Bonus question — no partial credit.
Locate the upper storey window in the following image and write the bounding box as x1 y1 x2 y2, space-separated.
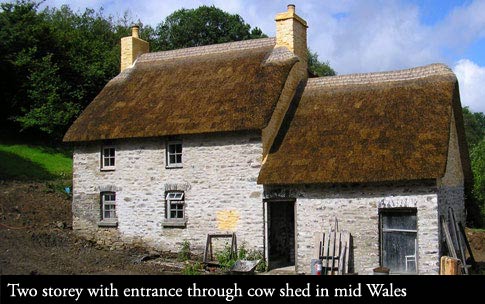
166 141 182 168
101 146 115 170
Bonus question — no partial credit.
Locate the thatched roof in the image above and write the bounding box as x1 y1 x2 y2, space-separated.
258 64 472 185
63 38 297 142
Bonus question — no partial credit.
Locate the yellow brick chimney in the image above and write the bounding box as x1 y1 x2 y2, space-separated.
262 4 309 159
275 4 308 79
120 25 149 72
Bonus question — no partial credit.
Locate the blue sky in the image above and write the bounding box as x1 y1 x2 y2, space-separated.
6 0 485 112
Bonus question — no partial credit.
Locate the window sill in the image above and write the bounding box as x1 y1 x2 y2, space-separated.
161 219 187 228
165 165 183 169
98 220 118 228
100 167 116 171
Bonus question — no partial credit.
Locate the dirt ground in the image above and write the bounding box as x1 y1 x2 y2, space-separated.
0 181 186 275
0 181 484 275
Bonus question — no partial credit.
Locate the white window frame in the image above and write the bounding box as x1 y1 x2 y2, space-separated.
166 192 185 219
100 192 117 223
101 146 116 170
166 141 182 168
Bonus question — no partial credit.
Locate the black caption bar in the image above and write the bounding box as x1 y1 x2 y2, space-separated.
1 275 482 303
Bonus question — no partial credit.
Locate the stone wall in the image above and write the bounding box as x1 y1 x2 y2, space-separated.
265 182 441 274
72 131 264 253
437 113 466 254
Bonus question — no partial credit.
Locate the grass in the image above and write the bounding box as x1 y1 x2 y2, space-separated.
469 227 485 233
0 143 72 180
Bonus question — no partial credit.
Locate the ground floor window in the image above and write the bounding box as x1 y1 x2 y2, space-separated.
380 209 417 273
162 191 186 228
166 191 184 219
101 192 116 222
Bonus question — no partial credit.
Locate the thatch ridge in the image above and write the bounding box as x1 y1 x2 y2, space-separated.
307 63 455 87
64 43 297 142
138 37 276 63
259 65 466 185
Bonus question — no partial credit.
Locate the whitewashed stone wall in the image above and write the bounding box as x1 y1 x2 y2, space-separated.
265 182 440 274
72 132 264 253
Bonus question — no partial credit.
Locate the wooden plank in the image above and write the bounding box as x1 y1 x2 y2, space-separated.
441 215 457 259
203 234 210 263
458 222 476 266
342 231 351 274
440 256 460 275
449 209 468 274
328 230 335 275
313 232 324 258
338 242 347 275
233 233 237 259
333 231 341 275
330 230 337 275
323 227 331 275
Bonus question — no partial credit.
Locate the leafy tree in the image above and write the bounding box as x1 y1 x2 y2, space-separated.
0 0 54 130
471 138 485 224
462 106 485 149
471 139 485 202
462 107 485 226
0 1 132 139
307 49 336 77
151 5 266 51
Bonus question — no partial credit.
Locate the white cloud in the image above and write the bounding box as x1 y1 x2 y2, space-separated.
436 0 485 50
315 0 438 74
454 59 485 113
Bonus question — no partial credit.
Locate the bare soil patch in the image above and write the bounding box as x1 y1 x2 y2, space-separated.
0 181 183 274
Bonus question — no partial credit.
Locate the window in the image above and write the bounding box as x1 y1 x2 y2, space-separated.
162 191 186 228
380 209 417 273
166 192 184 219
100 192 117 226
101 147 115 170
166 141 182 168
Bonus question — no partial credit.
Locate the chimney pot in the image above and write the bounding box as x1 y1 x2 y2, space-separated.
131 25 140 38
288 4 295 13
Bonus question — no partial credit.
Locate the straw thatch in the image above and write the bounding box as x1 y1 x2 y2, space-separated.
258 64 471 185
63 38 297 142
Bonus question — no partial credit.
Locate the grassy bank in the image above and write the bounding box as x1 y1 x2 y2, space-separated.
0 143 72 180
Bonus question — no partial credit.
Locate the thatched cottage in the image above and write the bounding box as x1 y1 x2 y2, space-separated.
64 5 471 274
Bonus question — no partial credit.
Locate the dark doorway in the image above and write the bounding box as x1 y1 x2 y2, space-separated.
267 200 295 269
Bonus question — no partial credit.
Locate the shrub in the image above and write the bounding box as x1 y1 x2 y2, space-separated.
177 240 191 261
182 261 202 275
215 242 267 272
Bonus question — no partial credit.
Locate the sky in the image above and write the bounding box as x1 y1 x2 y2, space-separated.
10 0 485 112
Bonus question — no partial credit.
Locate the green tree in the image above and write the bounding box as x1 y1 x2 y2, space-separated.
462 107 485 226
0 0 54 130
0 1 133 139
307 49 336 77
151 5 266 51
462 106 485 149
471 138 485 222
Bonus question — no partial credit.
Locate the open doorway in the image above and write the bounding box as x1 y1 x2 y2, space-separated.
266 200 295 269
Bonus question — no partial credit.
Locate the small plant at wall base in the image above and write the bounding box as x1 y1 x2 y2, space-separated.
182 261 203 275
177 240 191 261
216 243 266 272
